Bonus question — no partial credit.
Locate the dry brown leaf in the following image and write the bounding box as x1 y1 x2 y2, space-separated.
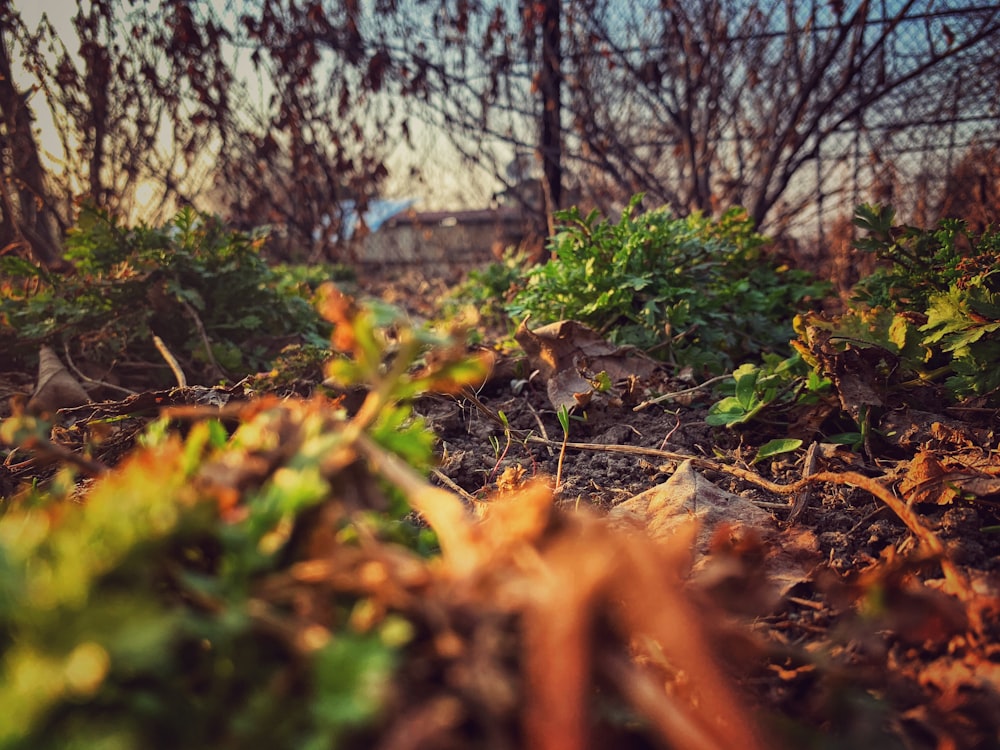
494 464 528 494
514 319 659 411
899 450 1000 504
802 326 891 420
610 460 818 604
27 345 90 414
609 459 773 550
545 367 594 413
950 473 1000 497
900 451 961 505
881 410 989 450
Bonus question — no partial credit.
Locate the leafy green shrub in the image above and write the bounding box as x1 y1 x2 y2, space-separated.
443 247 531 332
919 246 1000 401
0 292 489 749
845 205 1000 402
0 207 330 381
852 203 978 310
711 206 1000 429
507 195 828 373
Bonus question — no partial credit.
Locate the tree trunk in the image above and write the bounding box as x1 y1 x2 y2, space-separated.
0 27 65 267
537 0 562 237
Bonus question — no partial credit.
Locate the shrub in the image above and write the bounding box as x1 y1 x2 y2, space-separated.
507 195 828 374
851 203 977 310
0 207 330 383
0 291 489 749
712 206 1000 429
838 204 1000 402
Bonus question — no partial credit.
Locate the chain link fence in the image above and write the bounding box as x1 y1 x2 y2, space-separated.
563 0 999 246
813 3 1000 241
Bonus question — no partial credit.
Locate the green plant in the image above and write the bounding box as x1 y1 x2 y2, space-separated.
714 207 1000 434
485 409 513 484
555 404 571 491
443 247 532 331
921 264 1000 400
507 195 829 374
0 287 490 749
839 207 1000 402
825 407 872 452
752 438 803 464
852 203 976 310
0 206 330 382
706 353 829 427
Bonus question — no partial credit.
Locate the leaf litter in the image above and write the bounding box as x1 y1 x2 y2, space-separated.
3 284 1000 749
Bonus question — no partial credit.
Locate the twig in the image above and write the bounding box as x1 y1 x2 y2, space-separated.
525 435 708 467
431 467 477 502
153 334 187 388
458 386 507 429
809 470 969 598
522 435 968 595
658 412 683 450
10 437 108 478
524 397 554 455
176 295 223 377
787 441 820 525
62 342 138 397
633 373 732 411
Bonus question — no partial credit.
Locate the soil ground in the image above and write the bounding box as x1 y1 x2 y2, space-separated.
3 263 1000 749
368 266 1000 750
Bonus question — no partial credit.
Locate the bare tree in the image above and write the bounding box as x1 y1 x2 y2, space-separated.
355 0 1000 233
0 0 66 266
5 0 997 269
564 0 1000 229
1 0 238 227
1 0 403 264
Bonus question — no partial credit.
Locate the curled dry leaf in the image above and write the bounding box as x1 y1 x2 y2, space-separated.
27 345 90 414
609 459 819 606
609 459 772 550
900 450 1000 505
515 318 660 411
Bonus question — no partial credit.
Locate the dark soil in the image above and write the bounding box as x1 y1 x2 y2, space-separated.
4 263 1000 749
381 267 1000 750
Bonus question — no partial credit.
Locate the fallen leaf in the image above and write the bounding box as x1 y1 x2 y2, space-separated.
515 319 660 410
546 368 594 413
27 346 90 414
900 451 960 505
609 459 772 550
610 460 818 605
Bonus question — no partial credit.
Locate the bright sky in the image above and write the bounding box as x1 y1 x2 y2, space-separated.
11 0 500 219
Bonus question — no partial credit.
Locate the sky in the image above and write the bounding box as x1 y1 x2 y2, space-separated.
10 0 500 219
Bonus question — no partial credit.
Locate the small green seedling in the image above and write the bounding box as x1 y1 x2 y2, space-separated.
705 364 771 426
555 404 571 492
752 438 803 465
706 353 827 428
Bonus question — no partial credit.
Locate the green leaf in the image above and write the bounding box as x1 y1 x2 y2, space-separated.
705 397 748 426
753 438 803 464
557 404 571 434
827 432 863 449
733 366 760 410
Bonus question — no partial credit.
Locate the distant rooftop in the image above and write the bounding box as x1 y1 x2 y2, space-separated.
386 206 525 227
